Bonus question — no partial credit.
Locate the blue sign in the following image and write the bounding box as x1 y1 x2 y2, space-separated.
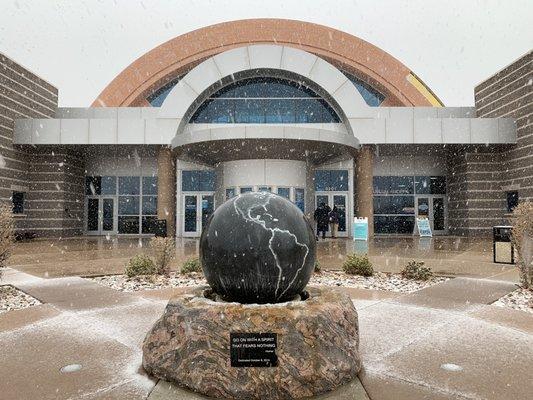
416 218 432 237
353 217 369 241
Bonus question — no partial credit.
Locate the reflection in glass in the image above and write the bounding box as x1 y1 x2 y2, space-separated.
277 187 290 199
118 176 140 195
118 196 140 215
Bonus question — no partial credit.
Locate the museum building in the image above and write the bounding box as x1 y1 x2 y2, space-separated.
1 19 531 238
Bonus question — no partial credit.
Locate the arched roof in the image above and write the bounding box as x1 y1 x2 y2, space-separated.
93 19 442 108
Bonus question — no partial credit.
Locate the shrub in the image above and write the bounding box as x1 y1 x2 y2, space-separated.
314 260 321 273
0 203 14 280
401 260 433 281
125 254 156 278
342 253 373 276
150 237 175 276
181 258 202 274
511 201 533 289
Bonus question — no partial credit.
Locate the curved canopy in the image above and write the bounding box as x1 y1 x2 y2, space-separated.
93 19 442 108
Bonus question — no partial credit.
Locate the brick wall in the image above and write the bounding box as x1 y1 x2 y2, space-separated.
475 50 532 201
447 145 507 236
0 53 85 237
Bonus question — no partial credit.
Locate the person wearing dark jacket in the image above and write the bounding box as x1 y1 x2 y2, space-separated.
328 206 340 238
313 203 331 240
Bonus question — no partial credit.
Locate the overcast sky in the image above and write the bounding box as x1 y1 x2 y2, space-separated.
1 0 531 107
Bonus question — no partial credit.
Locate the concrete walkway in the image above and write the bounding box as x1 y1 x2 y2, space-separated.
1 268 531 399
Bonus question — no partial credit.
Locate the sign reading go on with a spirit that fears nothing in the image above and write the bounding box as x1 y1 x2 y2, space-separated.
230 332 278 367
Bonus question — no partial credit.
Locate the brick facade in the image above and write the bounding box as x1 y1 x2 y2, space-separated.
0 53 85 237
447 50 532 236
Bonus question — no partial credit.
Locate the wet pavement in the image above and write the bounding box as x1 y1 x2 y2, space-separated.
8 236 518 282
0 267 531 399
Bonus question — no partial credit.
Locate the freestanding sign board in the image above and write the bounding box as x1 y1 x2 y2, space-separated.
353 217 369 241
416 218 432 237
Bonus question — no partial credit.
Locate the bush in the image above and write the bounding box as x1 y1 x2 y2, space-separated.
181 258 202 274
401 260 433 281
342 253 373 276
125 254 156 278
511 201 533 289
150 237 175 276
0 203 14 280
314 260 321 273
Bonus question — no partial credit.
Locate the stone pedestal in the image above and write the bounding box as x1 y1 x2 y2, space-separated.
143 287 361 400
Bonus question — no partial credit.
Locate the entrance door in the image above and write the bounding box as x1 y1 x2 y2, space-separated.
415 196 447 234
86 197 116 235
314 193 348 237
182 194 215 237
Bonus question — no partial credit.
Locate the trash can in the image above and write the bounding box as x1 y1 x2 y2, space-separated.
493 226 515 264
153 219 167 238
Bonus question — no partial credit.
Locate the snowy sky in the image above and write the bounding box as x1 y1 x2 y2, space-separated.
0 0 531 107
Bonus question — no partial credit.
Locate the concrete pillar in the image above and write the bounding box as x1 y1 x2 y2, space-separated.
157 146 176 237
355 145 374 236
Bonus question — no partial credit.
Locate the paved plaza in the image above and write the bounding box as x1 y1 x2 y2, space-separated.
0 236 531 399
7 236 519 281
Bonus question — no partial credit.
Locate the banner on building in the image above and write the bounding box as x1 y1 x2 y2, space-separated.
416 217 433 237
353 217 369 241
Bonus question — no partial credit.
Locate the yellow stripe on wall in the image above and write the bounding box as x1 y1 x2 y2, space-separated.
407 73 443 106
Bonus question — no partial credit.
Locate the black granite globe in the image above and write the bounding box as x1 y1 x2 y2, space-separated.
199 192 316 304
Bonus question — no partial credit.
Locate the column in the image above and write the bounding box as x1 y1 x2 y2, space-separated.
157 146 176 237
355 145 374 236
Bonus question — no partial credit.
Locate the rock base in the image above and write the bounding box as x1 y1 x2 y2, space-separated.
142 287 361 400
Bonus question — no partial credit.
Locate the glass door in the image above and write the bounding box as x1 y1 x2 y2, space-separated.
432 196 446 234
87 197 100 235
86 197 116 235
314 193 348 237
183 194 215 237
332 194 347 237
415 196 447 234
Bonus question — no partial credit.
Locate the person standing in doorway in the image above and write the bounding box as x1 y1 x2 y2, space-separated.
329 206 339 238
314 202 331 240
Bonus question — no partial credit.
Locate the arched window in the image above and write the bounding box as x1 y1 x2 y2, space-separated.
189 77 341 124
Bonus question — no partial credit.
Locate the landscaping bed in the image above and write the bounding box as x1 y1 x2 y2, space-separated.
493 287 533 314
89 270 449 294
0 285 41 314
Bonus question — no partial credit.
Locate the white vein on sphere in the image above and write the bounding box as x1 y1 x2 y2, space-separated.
232 193 309 300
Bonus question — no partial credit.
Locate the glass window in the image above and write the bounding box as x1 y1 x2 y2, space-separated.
189 77 340 124
12 191 24 214
373 176 414 194
118 196 139 215
240 187 253 194
506 191 519 212
415 176 446 194
314 170 349 191
142 176 158 195
344 73 385 107
142 196 157 215
182 170 215 192
374 196 415 215
142 216 157 234
101 176 116 195
258 186 272 192
118 216 140 234
277 187 290 199
226 188 236 200
295 188 305 213
118 176 140 195
85 176 101 195
374 216 415 234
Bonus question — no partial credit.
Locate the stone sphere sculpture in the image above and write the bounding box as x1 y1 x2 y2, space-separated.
199 192 316 303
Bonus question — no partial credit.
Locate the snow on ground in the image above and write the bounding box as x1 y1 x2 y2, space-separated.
0 285 41 313
89 271 449 294
493 287 533 314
